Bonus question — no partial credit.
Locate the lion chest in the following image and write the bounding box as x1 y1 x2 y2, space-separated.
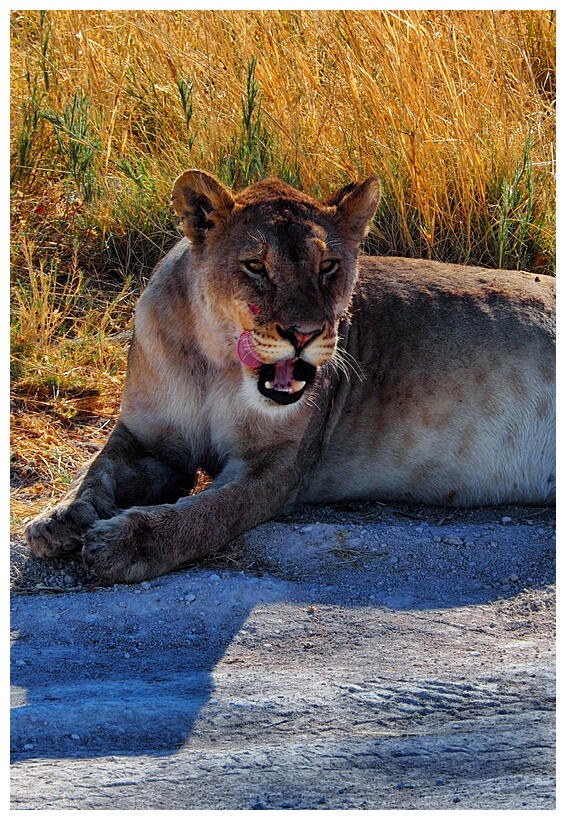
128 363 302 470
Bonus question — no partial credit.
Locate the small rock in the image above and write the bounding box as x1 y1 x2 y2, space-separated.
70 733 80 740
140 581 151 590
185 594 196 603
23 743 34 751
252 801 267 810
442 536 463 546
501 516 512 524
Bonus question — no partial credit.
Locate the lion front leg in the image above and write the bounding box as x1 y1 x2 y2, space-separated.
25 421 194 560
82 455 299 584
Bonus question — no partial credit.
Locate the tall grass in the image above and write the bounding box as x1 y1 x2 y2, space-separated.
9 10 555 512
12 11 555 269
11 10 555 272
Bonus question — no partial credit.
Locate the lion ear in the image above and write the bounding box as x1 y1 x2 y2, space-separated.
172 170 235 245
326 175 381 243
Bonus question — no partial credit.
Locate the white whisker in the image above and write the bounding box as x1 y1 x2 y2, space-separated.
331 346 363 383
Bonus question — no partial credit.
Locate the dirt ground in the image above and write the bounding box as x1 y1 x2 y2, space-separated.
10 501 555 810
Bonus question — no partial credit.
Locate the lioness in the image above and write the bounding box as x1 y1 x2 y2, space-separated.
25 170 556 584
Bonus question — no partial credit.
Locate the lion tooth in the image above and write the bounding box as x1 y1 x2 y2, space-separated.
265 381 274 390
292 380 306 392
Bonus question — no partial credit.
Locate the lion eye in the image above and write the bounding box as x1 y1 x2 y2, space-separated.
320 259 338 279
242 259 267 278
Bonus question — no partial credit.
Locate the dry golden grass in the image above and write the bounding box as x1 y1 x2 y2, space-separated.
11 10 555 254
10 10 555 535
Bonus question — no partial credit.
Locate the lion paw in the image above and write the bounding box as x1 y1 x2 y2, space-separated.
25 500 100 558
82 510 167 584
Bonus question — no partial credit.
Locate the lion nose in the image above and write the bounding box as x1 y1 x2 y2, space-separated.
276 325 323 352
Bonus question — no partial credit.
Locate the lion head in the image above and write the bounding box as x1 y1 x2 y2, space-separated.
171 170 380 411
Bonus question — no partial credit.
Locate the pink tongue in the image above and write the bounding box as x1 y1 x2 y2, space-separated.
237 331 295 391
237 331 264 368
273 360 295 392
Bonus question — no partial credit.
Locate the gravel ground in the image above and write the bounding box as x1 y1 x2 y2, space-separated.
10 501 555 810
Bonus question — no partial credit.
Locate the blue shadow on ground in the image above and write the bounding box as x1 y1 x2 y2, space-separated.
10 511 555 762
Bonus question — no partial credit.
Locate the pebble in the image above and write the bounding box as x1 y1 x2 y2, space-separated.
140 581 151 590
23 743 34 751
185 594 196 603
209 574 221 582
501 516 512 524
442 536 463 546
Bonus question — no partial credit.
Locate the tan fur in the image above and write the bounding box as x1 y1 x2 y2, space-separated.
25 171 555 584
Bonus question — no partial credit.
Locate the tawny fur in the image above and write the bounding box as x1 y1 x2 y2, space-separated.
25 171 555 583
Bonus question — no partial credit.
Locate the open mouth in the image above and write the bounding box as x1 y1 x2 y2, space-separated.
257 358 317 405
